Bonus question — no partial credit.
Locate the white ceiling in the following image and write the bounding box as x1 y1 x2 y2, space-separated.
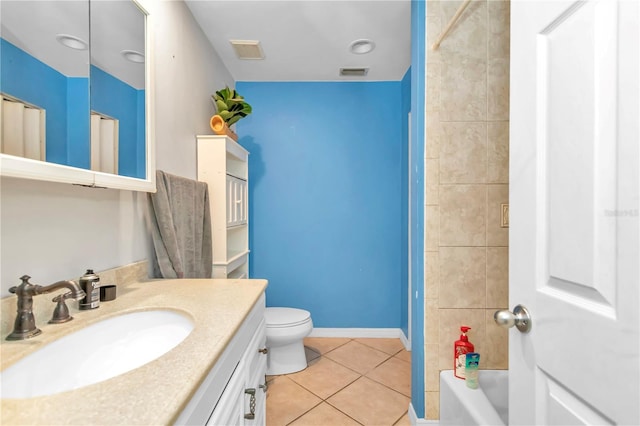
1 1 145 89
184 0 411 82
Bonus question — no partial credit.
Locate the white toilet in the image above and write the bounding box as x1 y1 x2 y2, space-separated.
264 307 313 375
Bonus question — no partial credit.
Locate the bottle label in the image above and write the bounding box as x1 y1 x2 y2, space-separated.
455 348 467 378
90 282 100 302
80 278 100 309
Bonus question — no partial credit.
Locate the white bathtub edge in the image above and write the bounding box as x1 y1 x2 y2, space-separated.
439 370 506 426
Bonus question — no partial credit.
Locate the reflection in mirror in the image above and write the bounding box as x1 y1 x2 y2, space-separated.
90 0 146 179
0 1 90 168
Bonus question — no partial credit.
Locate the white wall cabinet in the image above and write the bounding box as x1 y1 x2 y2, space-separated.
176 294 268 425
197 135 249 278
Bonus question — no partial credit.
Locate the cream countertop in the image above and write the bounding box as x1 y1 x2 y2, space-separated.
0 278 268 425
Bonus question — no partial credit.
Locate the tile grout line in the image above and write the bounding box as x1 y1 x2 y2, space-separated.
270 338 412 425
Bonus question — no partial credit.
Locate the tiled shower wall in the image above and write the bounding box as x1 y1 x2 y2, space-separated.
423 0 510 419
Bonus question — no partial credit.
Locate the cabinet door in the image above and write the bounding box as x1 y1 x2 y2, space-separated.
206 363 245 426
246 354 267 425
243 321 267 426
238 177 247 224
226 175 247 227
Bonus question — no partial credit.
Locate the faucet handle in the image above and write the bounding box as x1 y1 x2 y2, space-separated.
9 275 34 294
49 292 75 324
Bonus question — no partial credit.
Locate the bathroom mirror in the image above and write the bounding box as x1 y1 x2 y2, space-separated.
0 0 155 191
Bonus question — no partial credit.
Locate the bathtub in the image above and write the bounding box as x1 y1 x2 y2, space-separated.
440 370 508 426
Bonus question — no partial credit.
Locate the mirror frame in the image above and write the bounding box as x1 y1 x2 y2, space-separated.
0 0 156 192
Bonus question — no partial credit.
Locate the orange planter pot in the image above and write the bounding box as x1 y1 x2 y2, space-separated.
210 114 238 141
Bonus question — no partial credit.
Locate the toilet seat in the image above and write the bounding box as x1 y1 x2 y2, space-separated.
265 307 311 328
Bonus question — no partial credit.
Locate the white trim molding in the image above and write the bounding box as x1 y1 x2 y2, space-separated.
309 328 411 351
409 403 438 425
309 327 401 338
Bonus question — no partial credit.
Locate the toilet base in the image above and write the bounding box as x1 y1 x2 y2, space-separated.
266 340 308 375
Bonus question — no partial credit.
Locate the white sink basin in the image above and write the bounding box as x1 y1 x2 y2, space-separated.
1 310 194 399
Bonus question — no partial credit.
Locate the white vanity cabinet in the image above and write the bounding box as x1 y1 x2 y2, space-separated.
208 314 267 426
197 135 250 279
176 294 268 425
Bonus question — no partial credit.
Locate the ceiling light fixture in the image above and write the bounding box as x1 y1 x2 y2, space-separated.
121 50 145 63
56 34 88 51
349 39 375 55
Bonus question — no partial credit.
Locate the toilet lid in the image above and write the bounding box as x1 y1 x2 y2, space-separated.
265 307 311 328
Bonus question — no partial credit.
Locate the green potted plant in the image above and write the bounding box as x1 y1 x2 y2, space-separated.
210 86 252 141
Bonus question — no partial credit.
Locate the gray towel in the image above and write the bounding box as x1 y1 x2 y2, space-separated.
148 170 212 278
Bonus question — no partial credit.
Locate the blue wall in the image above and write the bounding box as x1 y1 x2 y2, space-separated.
410 0 426 418
1 39 144 177
90 65 145 179
136 90 146 178
237 81 405 328
67 78 90 169
1 39 87 166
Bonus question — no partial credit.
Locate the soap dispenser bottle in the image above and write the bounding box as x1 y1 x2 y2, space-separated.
454 326 474 379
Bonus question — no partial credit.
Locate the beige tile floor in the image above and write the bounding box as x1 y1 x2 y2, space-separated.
266 337 412 426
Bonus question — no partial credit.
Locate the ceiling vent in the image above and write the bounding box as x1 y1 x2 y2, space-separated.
230 40 265 60
340 67 369 77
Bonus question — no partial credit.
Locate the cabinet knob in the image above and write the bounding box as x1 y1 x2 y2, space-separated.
258 347 268 354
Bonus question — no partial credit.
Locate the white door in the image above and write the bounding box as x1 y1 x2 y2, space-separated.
510 0 639 424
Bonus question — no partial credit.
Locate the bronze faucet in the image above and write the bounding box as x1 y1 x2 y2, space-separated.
6 275 86 341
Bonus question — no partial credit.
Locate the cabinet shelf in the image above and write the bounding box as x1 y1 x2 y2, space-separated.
197 135 250 279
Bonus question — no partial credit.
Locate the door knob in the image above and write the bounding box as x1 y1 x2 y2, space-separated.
494 304 532 333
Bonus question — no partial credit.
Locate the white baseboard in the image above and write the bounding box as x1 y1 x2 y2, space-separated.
400 330 411 351
309 327 409 341
409 403 438 425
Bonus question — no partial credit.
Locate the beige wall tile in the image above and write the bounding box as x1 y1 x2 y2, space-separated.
426 159 440 206
425 252 440 300
488 57 510 121
440 122 487 184
439 185 486 246
425 299 439 345
427 0 440 17
439 0 487 121
488 0 510 59
487 122 509 183
426 391 440 420
426 61 441 113
426 15 442 63
484 310 509 369
426 113 441 159
486 247 508 308
426 206 440 251
439 0 487 59
424 1 511 418
441 54 487 121
439 247 486 308
487 184 509 246
487 0 510 122
438 309 486 370
425 344 440 391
